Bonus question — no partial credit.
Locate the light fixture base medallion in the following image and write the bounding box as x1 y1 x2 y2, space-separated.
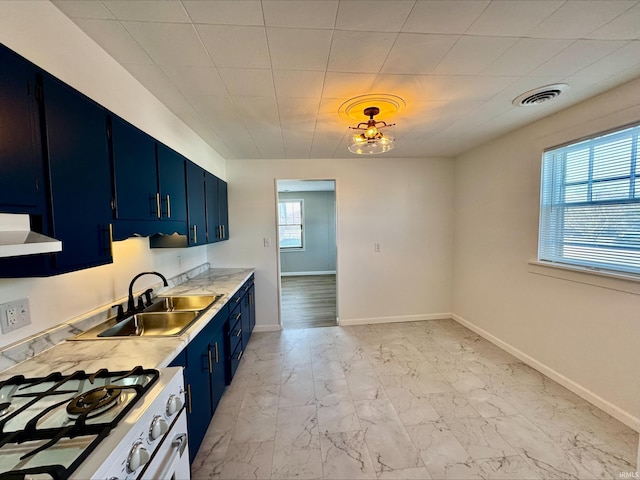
339 94 405 121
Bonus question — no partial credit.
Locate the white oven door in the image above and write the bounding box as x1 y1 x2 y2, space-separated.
140 410 190 480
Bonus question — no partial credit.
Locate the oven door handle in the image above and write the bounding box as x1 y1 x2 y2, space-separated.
172 433 188 456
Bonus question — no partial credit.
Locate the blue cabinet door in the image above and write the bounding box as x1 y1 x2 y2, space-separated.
205 172 220 242
183 328 213 463
157 143 187 225
0 45 45 213
186 162 206 246
209 315 228 413
218 178 229 240
110 115 159 239
42 75 112 272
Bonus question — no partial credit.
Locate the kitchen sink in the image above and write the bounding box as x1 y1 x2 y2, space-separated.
70 294 222 340
97 311 199 337
143 295 221 313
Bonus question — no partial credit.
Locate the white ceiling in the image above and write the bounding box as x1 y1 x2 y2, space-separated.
52 0 640 160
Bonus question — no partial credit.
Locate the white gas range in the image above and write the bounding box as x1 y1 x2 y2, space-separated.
0 366 189 480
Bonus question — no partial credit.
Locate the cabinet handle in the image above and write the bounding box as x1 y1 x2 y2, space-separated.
156 193 161 219
237 350 243 361
192 224 197 244
208 349 213 374
214 342 219 363
186 384 192 414
222 224 225 238
108 223 114 257
166 195 171 218
235 328 242 337
249 292 253 306
234 312 241 321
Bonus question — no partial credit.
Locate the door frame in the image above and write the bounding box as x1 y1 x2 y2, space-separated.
274 178 339 329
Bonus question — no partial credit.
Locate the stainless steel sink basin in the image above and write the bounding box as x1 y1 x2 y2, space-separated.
143 295 221 313
97 311 199 337
70 294 222 340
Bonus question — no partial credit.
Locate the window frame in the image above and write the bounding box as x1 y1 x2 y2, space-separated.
278 198 305 251
538 120 640 277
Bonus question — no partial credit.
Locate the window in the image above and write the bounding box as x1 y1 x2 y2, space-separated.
278 199 304 249
539 123 640 275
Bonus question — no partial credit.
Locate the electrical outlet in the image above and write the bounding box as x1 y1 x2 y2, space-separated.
375 243 381 253
0 298 31 334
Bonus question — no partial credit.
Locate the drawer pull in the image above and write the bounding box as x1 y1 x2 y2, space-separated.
234 312 241 321
237 350 243 361
235 328 242 337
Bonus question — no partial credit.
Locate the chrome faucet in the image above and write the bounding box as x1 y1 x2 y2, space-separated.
126 271 169 316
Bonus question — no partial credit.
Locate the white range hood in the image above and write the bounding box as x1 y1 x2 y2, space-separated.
0 213 62 258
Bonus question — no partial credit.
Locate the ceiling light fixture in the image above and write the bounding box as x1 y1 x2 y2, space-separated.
348 107 395 155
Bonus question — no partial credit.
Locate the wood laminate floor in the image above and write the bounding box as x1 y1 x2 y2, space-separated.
280 275 337 329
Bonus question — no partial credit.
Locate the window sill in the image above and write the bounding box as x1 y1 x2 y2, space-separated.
528 260 640 295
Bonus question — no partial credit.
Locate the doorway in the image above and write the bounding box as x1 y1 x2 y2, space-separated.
276 179 337 329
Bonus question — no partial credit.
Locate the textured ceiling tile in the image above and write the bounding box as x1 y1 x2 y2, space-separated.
381 33 460 75
102 0 190 22
483 38 573 76
403 1 490 34
321 72 377 99
122 21 211 66
74 19 153 65
218 68 275 97
328 30 397 73
465 0 564 36
183 0 263 26
267 27 333 70
161 65 227 98
273 70 325 99
263 0 338 29
336 0 413 32
530 39 628 77
435 36 518 75
197 25 270 69
52 1 115 20
529 0 636 38
587 3 640 40
123 63 189 112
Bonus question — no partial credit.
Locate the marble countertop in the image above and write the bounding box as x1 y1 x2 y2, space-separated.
0 267 254 380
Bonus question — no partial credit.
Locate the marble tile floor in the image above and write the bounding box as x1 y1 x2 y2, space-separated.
191 319 639 480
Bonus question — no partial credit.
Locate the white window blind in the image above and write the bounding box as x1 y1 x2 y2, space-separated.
539 123 640 275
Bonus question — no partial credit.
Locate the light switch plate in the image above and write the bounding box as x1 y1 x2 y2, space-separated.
0 298 31 333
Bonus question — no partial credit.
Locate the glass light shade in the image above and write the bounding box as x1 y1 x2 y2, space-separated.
348 124 395 155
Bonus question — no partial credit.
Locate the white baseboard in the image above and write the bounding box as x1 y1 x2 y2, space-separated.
339 313 451 327
253 324 282 332
280 271 336 277
451 313 640 433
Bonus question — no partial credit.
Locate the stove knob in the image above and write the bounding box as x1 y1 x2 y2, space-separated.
166 393 184 416
126 441 150 473
149 415 169 440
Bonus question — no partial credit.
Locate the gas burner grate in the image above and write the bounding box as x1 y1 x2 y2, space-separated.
0 366 159 480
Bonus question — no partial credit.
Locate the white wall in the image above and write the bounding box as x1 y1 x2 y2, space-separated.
209 157 454 329
0 1 223 348
453 77 640 429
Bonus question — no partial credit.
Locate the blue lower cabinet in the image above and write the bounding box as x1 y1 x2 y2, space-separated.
169 305 228 463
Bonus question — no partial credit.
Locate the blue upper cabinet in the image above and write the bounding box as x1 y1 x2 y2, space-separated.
42 75 113 272
205 173 229 243
185 161 206 246
0 44 45 214
110 116 187 240
156 143 187 226
110 116 157 224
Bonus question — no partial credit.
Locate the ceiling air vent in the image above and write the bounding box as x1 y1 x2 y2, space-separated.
512 84 568 107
